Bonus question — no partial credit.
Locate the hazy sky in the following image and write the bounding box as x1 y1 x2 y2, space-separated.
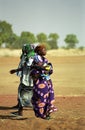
0 0 85 47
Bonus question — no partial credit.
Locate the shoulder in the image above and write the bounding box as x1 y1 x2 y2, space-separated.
34 54 42 63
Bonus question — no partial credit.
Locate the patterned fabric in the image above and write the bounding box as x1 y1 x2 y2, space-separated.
31 55 56 118
18 83 33 107
16 44 35 76
16 44 35 107
33 54 46 64
31 78 49 118
17 60 34 107
32 55 54 102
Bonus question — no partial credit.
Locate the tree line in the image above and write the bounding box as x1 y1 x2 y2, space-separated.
0 20 83 50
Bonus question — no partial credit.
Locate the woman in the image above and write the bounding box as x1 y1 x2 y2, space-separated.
30 44 57 119
10 44 35 116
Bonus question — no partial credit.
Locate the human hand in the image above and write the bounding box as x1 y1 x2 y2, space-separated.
9 69 16 74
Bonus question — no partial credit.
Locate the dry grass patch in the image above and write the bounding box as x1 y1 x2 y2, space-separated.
47 48 85 57
0 48 85 57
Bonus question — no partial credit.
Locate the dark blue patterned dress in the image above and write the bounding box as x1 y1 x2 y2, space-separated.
31 55 57 119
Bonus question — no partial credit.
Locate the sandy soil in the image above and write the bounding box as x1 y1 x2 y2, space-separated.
0 96 85 130
0 56 85 130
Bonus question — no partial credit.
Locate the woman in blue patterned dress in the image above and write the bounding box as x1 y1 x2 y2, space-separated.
30 45 57 119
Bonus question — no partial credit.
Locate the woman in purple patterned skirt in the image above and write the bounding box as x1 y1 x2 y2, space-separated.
30 45 57 119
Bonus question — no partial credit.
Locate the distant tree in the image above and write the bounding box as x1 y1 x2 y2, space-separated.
48 33 59 49
20 31 37 45
36 33 47 43
7 34 19 49
0 37 2 46
64 34 79 49
0 20 13 47
78 46 84 51
13 37 22 49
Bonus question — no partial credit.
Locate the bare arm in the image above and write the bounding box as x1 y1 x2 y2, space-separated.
9 67 22 74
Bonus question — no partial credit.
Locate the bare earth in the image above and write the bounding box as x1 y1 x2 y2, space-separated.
0 56 85 130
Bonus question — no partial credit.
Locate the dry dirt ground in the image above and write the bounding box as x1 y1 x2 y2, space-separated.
0 56 85 130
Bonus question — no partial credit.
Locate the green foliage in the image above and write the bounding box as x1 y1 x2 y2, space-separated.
0 20 13 47
48 33 59 49
78 46 84 51
64 34 79 49
61 46 66 49
36 33 47 43
6 33 18 48
0 20 83 49
0 21 13 34
8 31 37 49
0 37 2 46
48 33 59 40
20 31 37 44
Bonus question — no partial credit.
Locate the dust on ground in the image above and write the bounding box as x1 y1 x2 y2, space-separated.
0 95 85 130
0 56 85 130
